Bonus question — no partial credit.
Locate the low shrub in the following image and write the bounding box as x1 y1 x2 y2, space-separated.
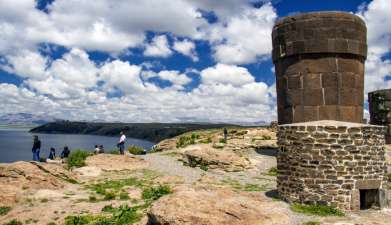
142 185 172 201
67 150 90 168
128 145 145 155
104 191 116 200
291 204 345 217
65 205 141 225
0 206 11 216
119 191 130 200
219 138 226 144
46 223 56 225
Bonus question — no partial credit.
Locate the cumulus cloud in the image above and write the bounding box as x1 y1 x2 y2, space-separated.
173 39 198 61
357 0 391 95
144 35 173 58
205 3 277 64
0 0 280 123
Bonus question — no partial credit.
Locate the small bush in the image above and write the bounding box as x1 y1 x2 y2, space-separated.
46 223 56 225
128 145 145 155
88 195 97 202
67 150 90 168
101 205 114 212
262 135 272 140
3 220 22 225
0 206 11 216
142 185 172 201
219 138 226 144
301 222 321 225
291 204 345 217
199 164 209 171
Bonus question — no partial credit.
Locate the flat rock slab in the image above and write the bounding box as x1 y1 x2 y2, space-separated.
147 187 290 225
85 154 148 171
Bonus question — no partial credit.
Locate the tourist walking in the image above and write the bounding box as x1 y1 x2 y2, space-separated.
61 146 71 159
32 135 41 161
48 147 56 160
118 131 126 155
223 128 228 142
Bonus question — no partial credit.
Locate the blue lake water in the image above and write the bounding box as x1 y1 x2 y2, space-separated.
0 128 155 163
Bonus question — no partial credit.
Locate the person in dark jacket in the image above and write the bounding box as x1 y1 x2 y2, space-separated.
223 128 228 142
32 135 41 161
61 146 71 158
48 147 56 160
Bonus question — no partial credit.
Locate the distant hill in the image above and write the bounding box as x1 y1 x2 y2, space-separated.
30 121 237 143
0 113 59 126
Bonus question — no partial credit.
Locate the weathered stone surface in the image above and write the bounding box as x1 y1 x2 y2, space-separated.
182 146 252 172
368 88 391 144
272 12 367 124
0 161 75 206
277 120 387 211
147 187 290 225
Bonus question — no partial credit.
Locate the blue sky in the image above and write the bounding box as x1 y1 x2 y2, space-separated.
0 0 390 123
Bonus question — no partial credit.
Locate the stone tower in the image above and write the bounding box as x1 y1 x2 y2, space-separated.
368 89 391 143
272 12 367 124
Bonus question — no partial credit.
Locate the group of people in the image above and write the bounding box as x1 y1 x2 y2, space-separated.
32 135 71 162
31 131 127 162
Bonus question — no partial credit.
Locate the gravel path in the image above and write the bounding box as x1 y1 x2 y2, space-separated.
140 153 204 183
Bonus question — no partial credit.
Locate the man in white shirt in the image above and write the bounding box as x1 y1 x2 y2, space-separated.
118 131 126 155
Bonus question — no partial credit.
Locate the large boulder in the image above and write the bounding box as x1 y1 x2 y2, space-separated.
147 187 290 225
182 145 252 172
0 161 75 206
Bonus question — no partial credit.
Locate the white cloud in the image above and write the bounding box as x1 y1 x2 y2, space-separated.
200 63 255 86
144 35 173 58
205 3 277 64
1 50 48 80
357 0 391 95
0 0 279 123
173 39 198 61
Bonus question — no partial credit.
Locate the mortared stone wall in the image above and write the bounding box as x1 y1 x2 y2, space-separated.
277 120 387 211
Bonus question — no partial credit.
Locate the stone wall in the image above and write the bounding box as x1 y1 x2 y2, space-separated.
272 12 367 124
277 120 387 210
368 88 391 143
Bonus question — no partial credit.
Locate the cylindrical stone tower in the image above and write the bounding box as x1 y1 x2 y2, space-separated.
368 89 391 143
272 12 367 124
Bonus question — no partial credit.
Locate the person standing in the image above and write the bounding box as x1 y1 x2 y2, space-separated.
223 128 228 142
32 135 41 161
118 131 126 155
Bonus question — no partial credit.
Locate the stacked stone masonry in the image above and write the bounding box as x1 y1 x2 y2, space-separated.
277 121 387 211
272 12 367 124
368 88 391 144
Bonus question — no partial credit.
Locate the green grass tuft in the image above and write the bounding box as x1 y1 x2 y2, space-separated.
266 167 278 176
301 222 321 225
128 145 145 155
67 150 91 168
0 206 11 216
142 185 172 201
291 204 345 217
2 220 22 225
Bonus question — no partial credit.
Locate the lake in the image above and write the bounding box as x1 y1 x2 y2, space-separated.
0 127 155 163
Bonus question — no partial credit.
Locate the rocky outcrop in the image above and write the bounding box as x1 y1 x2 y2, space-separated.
147 187 290 225
0 161 75 206
182 145 252 172
85 154 148 171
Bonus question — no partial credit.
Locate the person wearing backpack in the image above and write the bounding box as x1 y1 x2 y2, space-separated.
32 135 41 161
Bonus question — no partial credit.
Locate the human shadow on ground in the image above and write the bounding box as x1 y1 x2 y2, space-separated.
254 146 278 157
265 189 280 199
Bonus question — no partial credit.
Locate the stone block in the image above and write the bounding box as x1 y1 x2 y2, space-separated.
303 89 324 106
